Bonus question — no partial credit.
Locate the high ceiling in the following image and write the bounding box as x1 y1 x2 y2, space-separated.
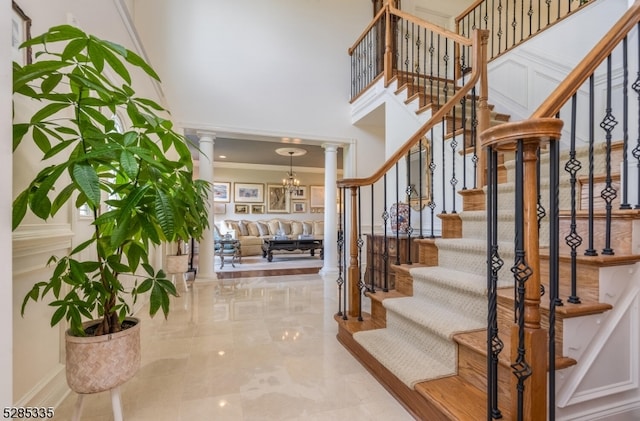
185 134 341 169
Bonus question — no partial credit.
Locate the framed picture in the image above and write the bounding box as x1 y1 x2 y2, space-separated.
309 185 325 208
251 204 265 214
290 185 307 200
266 184 290 213
12 1 32 65
213 182 231 203
292 201 307 213
213 203 226 214
234 183 264 203
234 204 249 214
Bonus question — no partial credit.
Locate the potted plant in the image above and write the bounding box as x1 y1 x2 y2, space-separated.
12 25 210 394
165 183 210 278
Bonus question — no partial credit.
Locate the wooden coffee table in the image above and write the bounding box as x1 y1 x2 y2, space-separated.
262 238 324 262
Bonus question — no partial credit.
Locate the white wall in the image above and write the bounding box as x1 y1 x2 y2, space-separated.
487 0 629 123
131 0 384 179
2 0 13 408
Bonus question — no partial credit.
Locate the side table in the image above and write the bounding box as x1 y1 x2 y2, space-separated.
215 239 241 269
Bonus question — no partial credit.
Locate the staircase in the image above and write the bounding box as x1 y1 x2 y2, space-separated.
337 142 638 419
339 2 640 420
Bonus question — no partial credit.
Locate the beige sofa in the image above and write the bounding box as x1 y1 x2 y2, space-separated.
219 219 324 256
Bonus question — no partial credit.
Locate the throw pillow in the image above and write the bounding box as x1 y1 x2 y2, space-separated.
302 221 313 235
267 219 281 235
313 220 324 235
247 222 260 237
291 221 303 236
256 221 270 236
238 220 249 236
225 220 240 236
279 220 292 235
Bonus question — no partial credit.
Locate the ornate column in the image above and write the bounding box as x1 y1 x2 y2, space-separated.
197 131 215 279
320 143 340 275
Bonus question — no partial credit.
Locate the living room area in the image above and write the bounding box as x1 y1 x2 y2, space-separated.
182 139 342 281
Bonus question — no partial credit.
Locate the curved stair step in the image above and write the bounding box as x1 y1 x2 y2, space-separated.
353 328 454 388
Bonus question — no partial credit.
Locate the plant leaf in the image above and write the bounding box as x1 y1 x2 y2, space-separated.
119 150 138 179
12 190 28 230
72 163 101 206
154 190 174 240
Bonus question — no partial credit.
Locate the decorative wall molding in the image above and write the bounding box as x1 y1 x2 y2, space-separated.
13 224 73 276
557 264 640 418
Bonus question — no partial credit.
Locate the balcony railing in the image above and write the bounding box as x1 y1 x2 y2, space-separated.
456 0 594 61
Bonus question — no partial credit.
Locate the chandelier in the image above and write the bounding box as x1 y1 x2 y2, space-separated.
276 147 306 195
282 151 300 194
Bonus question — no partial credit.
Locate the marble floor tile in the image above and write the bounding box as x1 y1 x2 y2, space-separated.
50 272 411 420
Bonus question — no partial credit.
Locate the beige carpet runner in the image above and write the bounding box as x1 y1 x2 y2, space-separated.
354 225 514 388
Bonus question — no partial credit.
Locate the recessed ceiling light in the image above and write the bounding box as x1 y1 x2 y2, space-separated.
219 155 227 159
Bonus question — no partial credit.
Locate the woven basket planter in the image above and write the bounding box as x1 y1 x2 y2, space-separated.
65 317 141 394
165 254 189 274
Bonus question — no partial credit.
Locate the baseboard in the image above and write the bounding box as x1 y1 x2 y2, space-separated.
17 364 70 408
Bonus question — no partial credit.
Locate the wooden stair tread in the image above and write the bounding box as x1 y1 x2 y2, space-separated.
539 249 640 266
365 289 407 304
392 262 428 274
559 209 640 219
415 375 512 420
454 329 577 371
496 288 612 318
334 312 378 334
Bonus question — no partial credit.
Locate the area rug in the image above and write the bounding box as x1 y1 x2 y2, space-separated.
215 254 323 279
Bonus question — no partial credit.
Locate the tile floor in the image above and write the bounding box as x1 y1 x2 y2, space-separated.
52 272 413 420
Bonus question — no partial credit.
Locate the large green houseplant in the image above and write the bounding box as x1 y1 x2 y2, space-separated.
13 25 210 339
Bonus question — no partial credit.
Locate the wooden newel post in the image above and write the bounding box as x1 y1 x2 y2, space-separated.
384 5 393 84
348 186 361 318
476 29 490 188
481 118 563 421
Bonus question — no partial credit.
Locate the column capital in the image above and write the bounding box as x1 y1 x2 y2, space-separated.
196 131 217 141
321 143 341 152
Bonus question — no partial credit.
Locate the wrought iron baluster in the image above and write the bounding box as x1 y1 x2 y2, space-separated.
600 55 618 256
429 128 437 238
633 23 640 209
497 0 504 56
487 146 504 420
337 187 346 319
546 0 552 26
585 75 598 256
548 137 561 421
369 185 376 293
422 27 427 100
429 31 435 102
462 91 468 191
511 0 517 48
528 0 534 36
382 174 390 292
472 87 479 189
621 36 631 210
357 187 365 321
566 95 582 304
418 137 425 238
537 148 546 228
395 163 401 265
511 140 533 421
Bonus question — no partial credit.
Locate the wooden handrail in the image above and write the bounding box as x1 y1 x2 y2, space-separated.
348 6 388 55
339 28 489 189
388 6 473 46
454 0 486 26
533 1 640 118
